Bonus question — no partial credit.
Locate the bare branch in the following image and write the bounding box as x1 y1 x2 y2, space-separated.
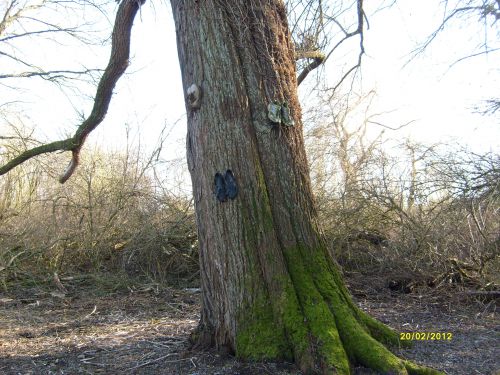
296 49 325 85
0 0 48 37
0 50 38 68
0 25 81 43
448 46 500 67
0 68 102 80
0 0 145 183
0 0 19 36
294 0 365 87
20 15 91 41
411 6 481 59
367 119 416 131
328 37 364 94
0 139 75 176
1 0 109 88
408 1 500 64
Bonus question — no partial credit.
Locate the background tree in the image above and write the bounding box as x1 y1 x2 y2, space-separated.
0 0 140 181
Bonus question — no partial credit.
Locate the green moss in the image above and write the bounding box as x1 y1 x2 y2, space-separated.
236 292 290 360
404 361 445 375
291 244 409 373
284 246 350 374
235 241 443 374
357 309 411 348
278 284 312 367
344 326 407 374
300 244 404 349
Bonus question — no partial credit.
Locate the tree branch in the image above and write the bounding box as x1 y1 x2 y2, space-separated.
295 0 365 87
296 49 325 85
0 50 38 68
0 68 102 80
327 0 365 93
0 0 145 183
408 3 499 63
0 25 81 43
0 0 18 36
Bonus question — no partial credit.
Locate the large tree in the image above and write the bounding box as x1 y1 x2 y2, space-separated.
169 2 442 374
1 0 443 374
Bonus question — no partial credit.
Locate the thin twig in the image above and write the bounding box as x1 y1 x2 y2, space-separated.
127 353 189 371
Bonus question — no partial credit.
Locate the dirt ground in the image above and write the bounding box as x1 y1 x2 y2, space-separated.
0 275 498 375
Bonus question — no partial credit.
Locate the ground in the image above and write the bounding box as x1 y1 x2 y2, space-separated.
0 274 498 375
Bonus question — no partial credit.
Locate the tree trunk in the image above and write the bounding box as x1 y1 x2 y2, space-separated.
170 1 440 374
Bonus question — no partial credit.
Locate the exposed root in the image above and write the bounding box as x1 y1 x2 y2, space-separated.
404 361 446 375
213 244 444 374
284 246 350 374
290 244 443 374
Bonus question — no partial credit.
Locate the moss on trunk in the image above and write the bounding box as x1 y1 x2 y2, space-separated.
170 1 444 374
234 243 443 375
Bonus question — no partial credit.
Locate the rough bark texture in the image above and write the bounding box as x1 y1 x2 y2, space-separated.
170 1 442 374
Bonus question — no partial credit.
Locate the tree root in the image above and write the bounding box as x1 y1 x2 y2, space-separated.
277 245 444 375
201 235 443 374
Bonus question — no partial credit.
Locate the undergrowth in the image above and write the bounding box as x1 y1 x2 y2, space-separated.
0 124 498 296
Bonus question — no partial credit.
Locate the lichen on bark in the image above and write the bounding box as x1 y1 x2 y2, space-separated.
170 1 444 374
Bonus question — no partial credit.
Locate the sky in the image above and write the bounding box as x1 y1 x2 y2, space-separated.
1 1 499 169
360 1 499 151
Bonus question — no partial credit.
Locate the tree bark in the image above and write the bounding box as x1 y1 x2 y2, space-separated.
170 1 441 374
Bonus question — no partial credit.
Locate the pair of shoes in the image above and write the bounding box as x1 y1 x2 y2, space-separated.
214 169 238 202
224 170 238 199
267 101 295 127
214 173 227 202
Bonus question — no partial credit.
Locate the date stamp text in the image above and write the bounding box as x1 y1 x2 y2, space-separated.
400 332 453 341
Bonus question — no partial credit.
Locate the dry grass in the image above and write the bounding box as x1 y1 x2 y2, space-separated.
304 94 499 290
1 121 498 303
0 132 198 288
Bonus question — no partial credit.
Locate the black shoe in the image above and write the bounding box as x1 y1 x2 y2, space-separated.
224 169 238 200
214 172 227 202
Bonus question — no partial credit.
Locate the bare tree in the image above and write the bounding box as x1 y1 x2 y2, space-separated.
0 0 142 182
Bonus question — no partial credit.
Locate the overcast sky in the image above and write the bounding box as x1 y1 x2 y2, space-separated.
1 1 499 164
